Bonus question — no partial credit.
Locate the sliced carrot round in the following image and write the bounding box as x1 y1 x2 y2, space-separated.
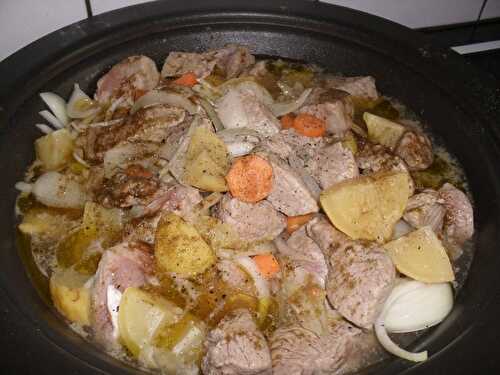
173 72 198 87
226 155 273 203
253 254 280 278
293 113 326 137
280 114 295 129
286 213 314 234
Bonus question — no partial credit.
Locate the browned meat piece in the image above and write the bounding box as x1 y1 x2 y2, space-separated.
257 129 324 161
306 216 395 329
162 44 255 80
161 51 217 79
91 242 154 349
305 142 359 189
82 104 186 163
323 76 378 99
270 322 353 375
96 164 160 208
216 87 281 137
217 260 256 296
213 44 256 79
277 227 328 288
96 55 159 103
264 154 319 216
202 309 272 375
356 143 415 195
216 194 286 242
394 131 433 171
403 189 446 233
438 183 474 244
299 100 353 135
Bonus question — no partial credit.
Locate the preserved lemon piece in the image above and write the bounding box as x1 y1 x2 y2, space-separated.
118 287 183 357
35 128 74 170
320 172 410 242
155 213 216 277
49 268 91 325
364 112 405 150
57 202 122 269
384 226 455 283
183 127 229 192
154 313 207 364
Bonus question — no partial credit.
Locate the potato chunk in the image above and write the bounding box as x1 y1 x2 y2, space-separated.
49 268 91 325
320 171 410 242
155 213 216 277
35 128 74 170
384 226 455 283
183 127 229 192
118 287 183 357
364 112 405 150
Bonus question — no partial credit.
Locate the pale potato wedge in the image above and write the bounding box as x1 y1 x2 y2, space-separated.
35 128 74 170
384 226 455 283
155 213 216 277
364 112 405 150
320 171 410 242
50 268 91 325
183 127 229 192
118 287 183 357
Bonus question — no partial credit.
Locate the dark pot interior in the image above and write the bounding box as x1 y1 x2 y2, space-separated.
0 1 499 374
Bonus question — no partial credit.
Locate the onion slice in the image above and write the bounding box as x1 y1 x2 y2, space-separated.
39 110 64 129
270 88 312 117
131 90 198 114
375 279 454 362
35 123 54 134
67 84 99 119
235 256 270 300
40 92 69 126
197 97 224 131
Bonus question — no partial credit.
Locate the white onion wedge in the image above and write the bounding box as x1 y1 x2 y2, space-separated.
32 172 86 209
40 92 69 126
197 97 224 131
15 182 33 193
270 88 312 117
67 84 99 119
131 90 197 114
35 123 54 134
375 279 454 362
235 256 270 300
39 110 64 129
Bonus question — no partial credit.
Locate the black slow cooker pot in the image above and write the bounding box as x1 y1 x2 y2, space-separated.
0 1 499 374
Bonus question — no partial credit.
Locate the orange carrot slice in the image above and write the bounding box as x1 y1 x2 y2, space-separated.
293 113 326 137
286 213 314 234
226 155 273 203
173 72 198 87
280 114 295 129
253 254 280 278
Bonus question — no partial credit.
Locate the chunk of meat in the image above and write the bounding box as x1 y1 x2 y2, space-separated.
217 260 256 296
96 55 160 103
438 183 474 244
257 129 324 161
305 142 359 189
275 227 328 288
323 76 378 100
394 131 433 171
161 51 217 79
216 194 286 242
216 87 280 137
91 242 154 349
306 216 396 329
202 309 272 375
162 45 255 80
124 184 202 244
298 101 352 135
270 322 353 375
213 44 256 79
264 154 319 216
356 143 415 195
81 104 186 162
403 189 446 233
96 164 160 208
